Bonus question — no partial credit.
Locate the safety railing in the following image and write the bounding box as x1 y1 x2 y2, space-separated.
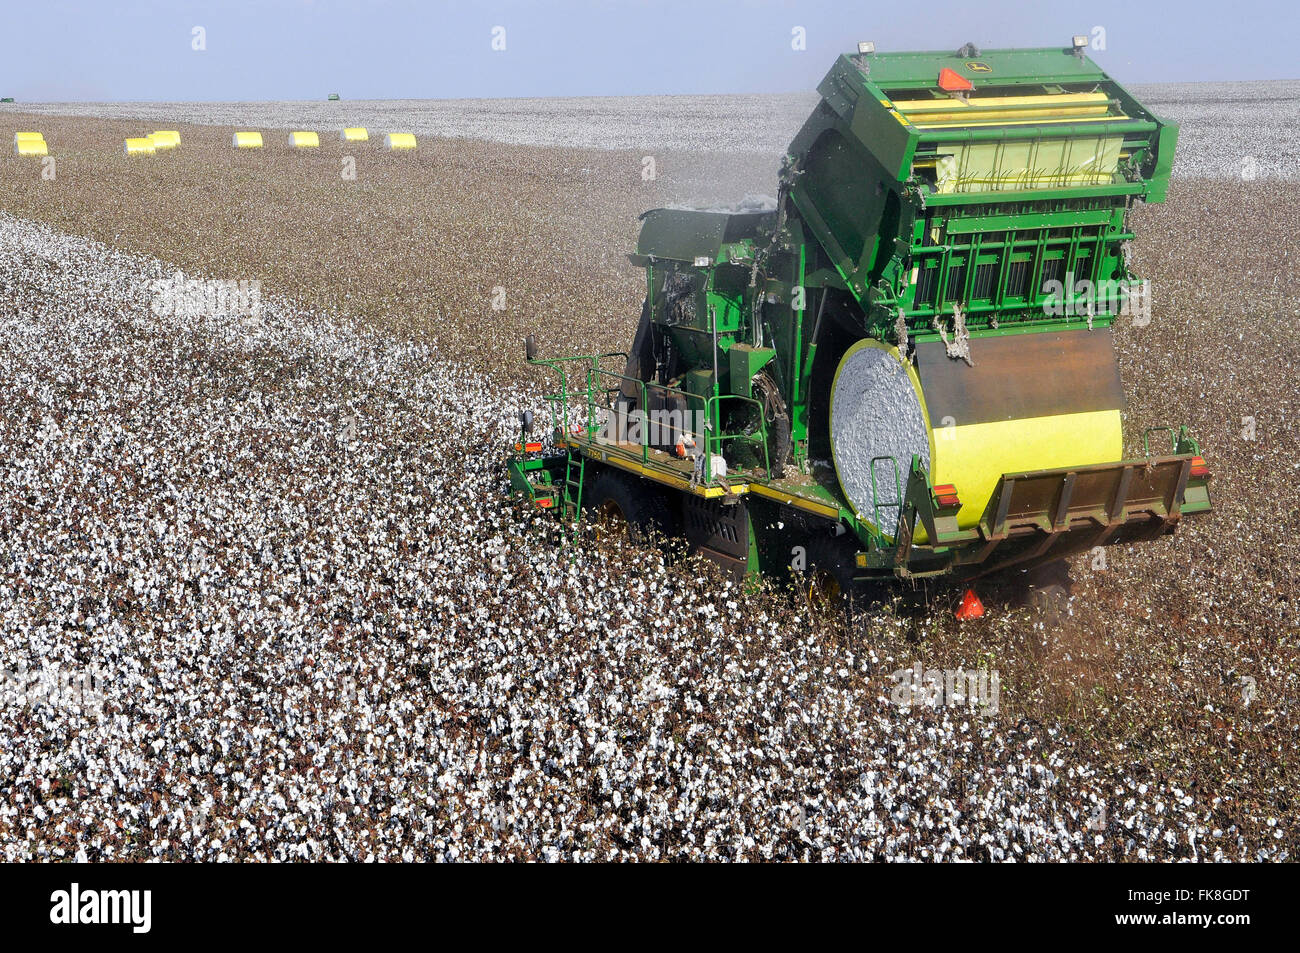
531 351 626 445
1142 424 1199 457
530 352 770 486
585 367 699 460
1142 425 1175 456
706 393 771 481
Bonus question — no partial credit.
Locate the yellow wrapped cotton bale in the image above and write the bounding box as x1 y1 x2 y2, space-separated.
14 132 47 156
341 127 368 142
384 133 416 151
150 130 180 150
232 131 263 149
289 131 320 148
829 330 1125 541
124 137 156 156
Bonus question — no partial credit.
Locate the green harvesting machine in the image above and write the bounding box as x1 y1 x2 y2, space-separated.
510 38 1211 591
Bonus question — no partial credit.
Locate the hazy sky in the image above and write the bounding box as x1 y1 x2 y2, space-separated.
6 0 1297 102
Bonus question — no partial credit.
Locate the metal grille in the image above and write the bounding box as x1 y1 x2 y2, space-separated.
906 222 1108 318
945 263 967 301
972 262 999 300
1005 258 1031 299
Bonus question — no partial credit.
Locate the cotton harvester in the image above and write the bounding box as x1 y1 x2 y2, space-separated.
509 39 1211 598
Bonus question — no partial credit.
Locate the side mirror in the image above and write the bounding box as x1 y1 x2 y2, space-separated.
519 410 534 434
525 334 538 361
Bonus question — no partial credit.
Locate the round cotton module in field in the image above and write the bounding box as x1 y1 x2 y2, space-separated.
232 131 263 149
384 133 417 151
341 127 368 142
123 137 156 156
289 130 319 148
14 132 47 156
150 130 180 149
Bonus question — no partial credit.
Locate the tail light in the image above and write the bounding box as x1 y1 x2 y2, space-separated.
514 442 544 453
1189 456 1209 479
933 483 961 508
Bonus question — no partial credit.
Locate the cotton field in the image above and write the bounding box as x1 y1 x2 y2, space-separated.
5 80 1296 178
1 213 1284 861
0 88 1296 862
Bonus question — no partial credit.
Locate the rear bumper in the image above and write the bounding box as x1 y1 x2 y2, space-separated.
878 451 1211 579
961 452 1209 575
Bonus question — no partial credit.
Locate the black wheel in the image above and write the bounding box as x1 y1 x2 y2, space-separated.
726 371 792 478
797 530 859 608
582 470 671 547
752 371 792 479
1018 559 1073 617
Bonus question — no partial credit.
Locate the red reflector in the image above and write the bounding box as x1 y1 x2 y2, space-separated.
1189 456 1209 479
938 67 973 92
535 497 554 509
524 442 543 453
955 588 985 620
933 484 961 508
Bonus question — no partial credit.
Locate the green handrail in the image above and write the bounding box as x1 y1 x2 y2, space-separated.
529 351 625 445
869 455 903 539
1143 426 1175 456
584 367 702 464
527 350 774 487
706 393 770 482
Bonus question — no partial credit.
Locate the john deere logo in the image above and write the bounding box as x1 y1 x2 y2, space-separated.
966 61 992 72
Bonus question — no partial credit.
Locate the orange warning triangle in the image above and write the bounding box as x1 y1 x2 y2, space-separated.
955 588 985 620
938 67 973 92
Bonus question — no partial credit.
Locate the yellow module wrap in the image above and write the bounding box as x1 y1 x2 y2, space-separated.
15 132 48 156
830 329 1125 541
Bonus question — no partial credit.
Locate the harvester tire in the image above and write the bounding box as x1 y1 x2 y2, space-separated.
1020 559 1073 618
800 530 859 607
753 371 792 479
584 470 670 547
